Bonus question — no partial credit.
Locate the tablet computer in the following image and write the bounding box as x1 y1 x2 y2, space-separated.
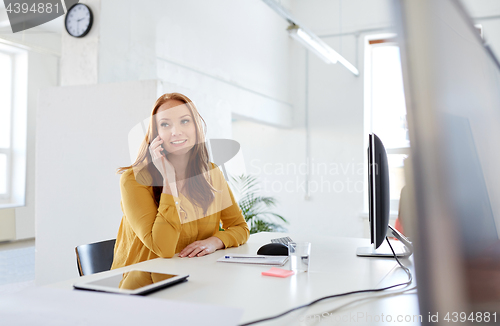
73 270 189 295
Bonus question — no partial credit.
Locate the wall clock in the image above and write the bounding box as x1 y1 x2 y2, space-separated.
65 3 93 38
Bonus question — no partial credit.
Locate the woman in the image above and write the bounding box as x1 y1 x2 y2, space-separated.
111 93 249 269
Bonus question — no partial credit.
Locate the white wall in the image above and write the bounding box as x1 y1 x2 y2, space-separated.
0 22 61 56
232 0 394 238
98 0 294 128
60 0 100 86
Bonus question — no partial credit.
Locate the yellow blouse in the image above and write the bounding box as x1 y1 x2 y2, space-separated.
111 164 249 269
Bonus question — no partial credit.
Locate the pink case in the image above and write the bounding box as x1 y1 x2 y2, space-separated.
261 267 295 278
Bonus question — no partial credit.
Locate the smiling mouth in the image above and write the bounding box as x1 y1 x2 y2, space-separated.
171 140 187 145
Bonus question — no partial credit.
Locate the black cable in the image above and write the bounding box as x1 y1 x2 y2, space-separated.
385 236 413 284
303 285 418 325
238 237 414 326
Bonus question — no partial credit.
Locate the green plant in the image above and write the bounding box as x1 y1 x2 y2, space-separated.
229 174 288 234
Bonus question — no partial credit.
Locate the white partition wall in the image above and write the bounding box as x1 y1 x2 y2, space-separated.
35 80 160 285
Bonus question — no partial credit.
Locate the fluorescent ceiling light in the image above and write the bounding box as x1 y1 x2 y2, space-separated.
263 0 359 76
287 25 338 64
288 25 359 75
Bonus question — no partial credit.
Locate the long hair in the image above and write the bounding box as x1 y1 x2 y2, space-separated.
118 93 215 213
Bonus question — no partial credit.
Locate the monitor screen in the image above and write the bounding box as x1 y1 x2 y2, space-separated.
357 133 412 258
369 133 390 249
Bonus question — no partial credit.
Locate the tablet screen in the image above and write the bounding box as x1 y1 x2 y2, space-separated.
86 270 177 290
74 270 187 295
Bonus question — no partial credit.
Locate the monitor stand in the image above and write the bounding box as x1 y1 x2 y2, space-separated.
356 225 413 258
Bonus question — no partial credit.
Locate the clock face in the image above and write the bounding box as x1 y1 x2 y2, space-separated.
65 4 93 38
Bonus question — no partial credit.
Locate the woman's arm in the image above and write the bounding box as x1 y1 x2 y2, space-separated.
178 188 248 258
178 236 224 258
178 166 249 258
212 182 250 248
212 165 250 248
120 170 182 258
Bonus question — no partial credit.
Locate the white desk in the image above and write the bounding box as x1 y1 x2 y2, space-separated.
51 232 420 325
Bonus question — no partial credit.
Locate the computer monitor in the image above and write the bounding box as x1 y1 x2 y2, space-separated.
356 133 413 257
394 0 500 317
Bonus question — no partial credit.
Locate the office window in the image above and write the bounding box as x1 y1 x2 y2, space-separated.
364 36 409 213
0 44 27 206
0 52 12 198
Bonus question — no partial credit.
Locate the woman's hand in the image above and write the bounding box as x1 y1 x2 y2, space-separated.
149 136 177 196
179 237 225 258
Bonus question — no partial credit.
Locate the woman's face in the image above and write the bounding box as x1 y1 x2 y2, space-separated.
155 99 197 156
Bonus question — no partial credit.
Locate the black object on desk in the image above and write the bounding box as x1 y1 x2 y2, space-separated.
257 243 289 256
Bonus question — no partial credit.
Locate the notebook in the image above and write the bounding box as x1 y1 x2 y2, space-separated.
217 254 289 266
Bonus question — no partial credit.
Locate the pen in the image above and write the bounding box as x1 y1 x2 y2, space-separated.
224 255 267 259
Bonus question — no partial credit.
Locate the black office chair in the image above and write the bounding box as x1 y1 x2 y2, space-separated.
75 239 116 276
